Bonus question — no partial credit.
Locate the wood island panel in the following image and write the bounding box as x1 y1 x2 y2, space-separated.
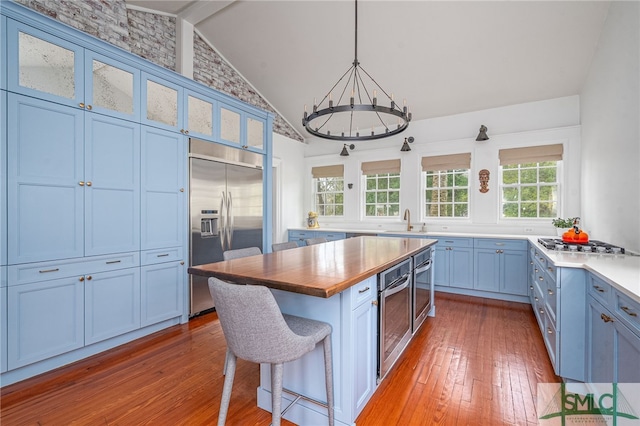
188 236 437 298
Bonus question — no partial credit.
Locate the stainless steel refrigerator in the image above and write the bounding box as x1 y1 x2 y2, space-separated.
189 139 263 316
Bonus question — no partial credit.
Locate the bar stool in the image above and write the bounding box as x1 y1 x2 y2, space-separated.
305 237 327 246
222 246 262 260
271 241 298 252
208 277 334 426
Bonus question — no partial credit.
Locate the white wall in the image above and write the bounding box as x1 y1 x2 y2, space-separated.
580 1 640 253
302 96 582 236
272 133 307 242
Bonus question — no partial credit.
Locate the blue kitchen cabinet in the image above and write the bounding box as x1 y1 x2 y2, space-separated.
1 89 6 267
288 230 316 246
85 114 140 256
432 237 473 289
141 126 186 251
7 93 84 264
8 94 141 264
141 259 184 327
587 276 640 383
7 20 140 122
474 239 528 296
7 276 84 369
141 72 184 134
183 90 216 141
1 267 7 373
316 231 346 241
85 267 141 345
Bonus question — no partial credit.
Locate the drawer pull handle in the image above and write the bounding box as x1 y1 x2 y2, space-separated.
359 286 370 294
495 243 505 246
621 306 638 317
539 308 545 314
530 285 534 290
157 254 170 257
534 268 539 273
593 285 605 293
534 296 539 302
548 289 554 295
39 268 60 273
539 257 545 262
547 328 553 335
600 313 614 323
530 261 534 265
106 260 121 264
539 276 544 281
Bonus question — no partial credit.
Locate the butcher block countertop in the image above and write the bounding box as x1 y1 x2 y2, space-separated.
188 236 437 298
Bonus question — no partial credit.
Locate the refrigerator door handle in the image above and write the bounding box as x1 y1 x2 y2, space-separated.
220 191 227 252
227 192 234 249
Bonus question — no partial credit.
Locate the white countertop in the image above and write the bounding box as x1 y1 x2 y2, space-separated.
289 227 640 303
528 237 640 304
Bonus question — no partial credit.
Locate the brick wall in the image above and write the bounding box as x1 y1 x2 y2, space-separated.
14 0 303 142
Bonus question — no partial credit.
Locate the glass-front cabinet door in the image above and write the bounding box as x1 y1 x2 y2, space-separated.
246 114 265 150
219 104 242 145
84 51 140 121
8 20 84 108
142 72 183 133
185 92 214 139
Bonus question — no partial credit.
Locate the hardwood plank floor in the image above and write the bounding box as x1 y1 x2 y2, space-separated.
0 292 559 425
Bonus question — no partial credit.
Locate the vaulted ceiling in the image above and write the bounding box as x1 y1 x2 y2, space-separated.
127 0 611 140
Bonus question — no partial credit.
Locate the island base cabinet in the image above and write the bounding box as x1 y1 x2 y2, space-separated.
258 276 378 426
7 277 84 370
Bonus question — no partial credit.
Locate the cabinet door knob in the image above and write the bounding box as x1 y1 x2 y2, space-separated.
79 181 85 186
180 188 185 192
496 249 500 253
184 130 189 135
79 102 85 108
86 181 92 187
86 104 92 110
600 313 614 323
548 289 554 295
371 300 378 306
180 129 185 134
79 276 85 282
621 306 638 317
86 275 92 280
539 276 544 281
547 328 553 335
539 308 545 314
180 261 185 265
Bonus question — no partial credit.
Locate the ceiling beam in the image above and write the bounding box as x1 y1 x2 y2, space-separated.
178 1 236 25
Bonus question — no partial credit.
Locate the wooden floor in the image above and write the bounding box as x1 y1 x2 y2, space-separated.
0 292 559 425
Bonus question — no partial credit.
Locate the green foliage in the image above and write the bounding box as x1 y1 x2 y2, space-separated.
552 217 576 228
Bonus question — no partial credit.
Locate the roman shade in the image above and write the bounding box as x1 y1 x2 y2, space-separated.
498 144 564 165
311 165 344 179
421 153 471 172
361 159 401 175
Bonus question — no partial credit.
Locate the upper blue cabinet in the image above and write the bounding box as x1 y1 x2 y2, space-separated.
6 20 141 122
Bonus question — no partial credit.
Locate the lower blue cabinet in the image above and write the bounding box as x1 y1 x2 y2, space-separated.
474 239 528 296
85 268 141 345
141 261 184 327
7 276 84 369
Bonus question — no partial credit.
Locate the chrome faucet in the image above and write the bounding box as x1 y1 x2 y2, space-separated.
403 209 413 231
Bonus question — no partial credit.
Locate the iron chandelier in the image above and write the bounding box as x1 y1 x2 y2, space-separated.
302 0 411 141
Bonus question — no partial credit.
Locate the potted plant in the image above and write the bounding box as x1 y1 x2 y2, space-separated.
552 217 576 236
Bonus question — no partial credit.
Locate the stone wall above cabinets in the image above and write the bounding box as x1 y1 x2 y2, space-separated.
15 0 304 142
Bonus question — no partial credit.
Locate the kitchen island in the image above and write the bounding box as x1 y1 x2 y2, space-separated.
189 236 437 426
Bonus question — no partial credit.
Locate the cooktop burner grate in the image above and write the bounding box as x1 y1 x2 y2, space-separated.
538 238 625 254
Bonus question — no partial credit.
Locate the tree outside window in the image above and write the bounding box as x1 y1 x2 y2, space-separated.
501 161 559 218
424 169 469 217
314 177 344 216
364 173 401 217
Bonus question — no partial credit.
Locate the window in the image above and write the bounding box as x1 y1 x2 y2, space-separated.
499 144 563 219
362 160 401 217
422 153 471 218
312 165 344 216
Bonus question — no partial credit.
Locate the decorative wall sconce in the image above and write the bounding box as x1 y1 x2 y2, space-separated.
400 136 414 152
479 169 490 193
476 125 489 141
340 143 355 156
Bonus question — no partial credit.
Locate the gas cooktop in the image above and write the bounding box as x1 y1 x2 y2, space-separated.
538 238 625 254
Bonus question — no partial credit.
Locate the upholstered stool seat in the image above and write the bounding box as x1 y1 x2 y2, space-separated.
208 277 334 426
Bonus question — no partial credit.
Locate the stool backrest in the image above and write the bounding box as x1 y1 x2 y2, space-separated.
272 241 298 252
208 277 316 364
223 246 262 260
305 237 327 246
